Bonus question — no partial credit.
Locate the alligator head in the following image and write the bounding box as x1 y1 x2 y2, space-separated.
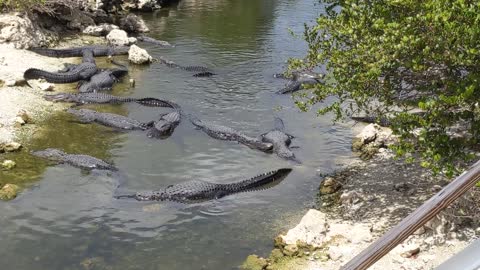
44 93 74 102
291 70 324 81
244 139 273 152
31 148 66 160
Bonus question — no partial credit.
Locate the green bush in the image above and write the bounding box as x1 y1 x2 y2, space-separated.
291 0 480 176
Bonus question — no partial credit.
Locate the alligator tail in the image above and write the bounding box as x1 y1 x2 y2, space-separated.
114 194 138 199
223 168 292 193
24 68 79 83
135 98 181 111
29 47 81 58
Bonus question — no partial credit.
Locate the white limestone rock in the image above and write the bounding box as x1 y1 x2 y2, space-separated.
128 45 152 64
280 209 328 248
106 29 131 46
0 13 51 49
83 23 119 36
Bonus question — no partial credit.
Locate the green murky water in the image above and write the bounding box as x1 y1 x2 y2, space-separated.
0 1 353 269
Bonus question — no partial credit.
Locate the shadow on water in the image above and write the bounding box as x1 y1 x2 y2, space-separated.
0 1 354 269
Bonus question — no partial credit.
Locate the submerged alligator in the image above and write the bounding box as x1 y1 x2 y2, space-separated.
68 108 153 130
24 49 98 83
32 148 116 171
274 70 323 94
158 56 215 77
115 168 292 202
137 35 174 47
260 117 297 161
146 111 181 138
189 115 273 152
29 45 130 58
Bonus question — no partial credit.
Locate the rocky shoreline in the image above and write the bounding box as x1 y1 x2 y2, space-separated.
241 124 479 270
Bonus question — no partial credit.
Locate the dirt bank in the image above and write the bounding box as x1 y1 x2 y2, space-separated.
242 126 479 270
0 44 68 144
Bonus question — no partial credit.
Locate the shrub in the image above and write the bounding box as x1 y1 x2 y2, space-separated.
291 0 480 176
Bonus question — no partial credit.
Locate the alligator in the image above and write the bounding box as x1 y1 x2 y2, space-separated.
274 70 323 94
350 115 392 127
158 56 215 77
29 45 130 58
350 111 426 127
188 115 273 152
260 117 297 161
44 92 140 105
68 108 153 130
77 63 128 92
44 92 181 109
24 49 98 83
115 168 292 203
32 148 116 171
137 35 174 47
45 92 172 107
146 111 181 138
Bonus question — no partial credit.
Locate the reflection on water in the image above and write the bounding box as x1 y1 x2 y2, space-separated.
0 1 353 269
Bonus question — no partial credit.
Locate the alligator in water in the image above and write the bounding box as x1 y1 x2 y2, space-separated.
137 35 174 47
188 115 273 152
158 56 215 77
115 168 292 203
77 61 129 92
32 148 116 171
146 111 181 138
68 108 153 130
274 70 324 94
350 115 392 127
43 92 178 108
260 117 297 161
29 45 130 58
24 49 98 83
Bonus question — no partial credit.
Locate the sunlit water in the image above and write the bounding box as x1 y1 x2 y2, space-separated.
0 1 354 269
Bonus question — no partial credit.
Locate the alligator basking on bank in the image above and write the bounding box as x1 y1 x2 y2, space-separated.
189 115 273 152
146 111 181 138
260 117 297 161
158 56 215 77
68 108 153 130
274 70 324 94
77 62 129 92
115 168 292 203
24 49 98 83
29 45 130 58
32 148 116 171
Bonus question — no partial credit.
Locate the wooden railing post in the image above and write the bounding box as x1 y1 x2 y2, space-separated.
342 159 480 270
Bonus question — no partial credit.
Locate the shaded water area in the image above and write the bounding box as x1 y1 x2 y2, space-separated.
0 0 354 269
